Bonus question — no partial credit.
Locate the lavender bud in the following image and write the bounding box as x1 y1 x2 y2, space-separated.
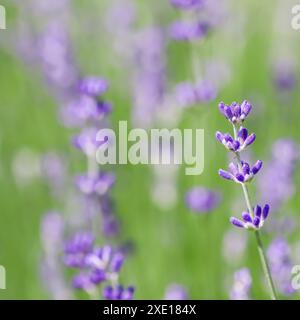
242 212 252 223
230 217 245 228
218 169 234 181
263 204 270 219
252 160 263 175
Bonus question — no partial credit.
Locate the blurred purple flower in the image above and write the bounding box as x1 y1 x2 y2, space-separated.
230 268 252 300
257 139 300 212
76 172 115 196
273 59 297 92
103 285 135 300
185 187 221 213
267 237 295 296
164 284 188 300
38 23 78 92
170 21 209 41
133 27 166 128
174 80 217 107
78 77 109 97
170 0 203 10
222 229 247 264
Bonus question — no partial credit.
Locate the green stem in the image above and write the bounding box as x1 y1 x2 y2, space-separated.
255 231 277 300
232 124 277 300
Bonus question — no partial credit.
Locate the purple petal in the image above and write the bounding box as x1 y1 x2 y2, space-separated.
252 160 263 175
242 162 250 175
254 205 262 217
238 127 248 142
218 169 234 181
262 204 270 219
230 217 245 228
232 140 240 151
218 102 226 116
242 212 252 223
253 217 260 227
228 162 239 175
215 131 224 143
241 100 252 116
233 104 241 117
235 173 245 182
244 133 256 147
224 106 233 119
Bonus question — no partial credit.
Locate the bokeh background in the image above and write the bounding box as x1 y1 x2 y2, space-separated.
0 0 300 299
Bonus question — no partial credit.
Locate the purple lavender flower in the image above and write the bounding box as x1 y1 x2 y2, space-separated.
78 77 109 97
72 272 94 291
230 204 270 230
76 172 115 196
41 212 65 252
133 27 166 128
230 268 252 300
216 127 256 152
222 229 247 264
84 246 125 275
185 187 221 213
38 23 78 92
64 232 94 268
103 285 135 300
218 100 252 125
170 21 209 42
218 160 262 184
63 95 112 126
72 127 104 157
195 80 217 102
267 237 295 296
164 284 188 300
272 59 297 92
170 0 203 10
257 139 300 212
174 80 217 107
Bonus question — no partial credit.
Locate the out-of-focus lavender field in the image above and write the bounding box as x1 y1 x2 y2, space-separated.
0 0 300 300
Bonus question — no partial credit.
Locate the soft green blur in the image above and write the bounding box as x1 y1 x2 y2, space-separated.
0 0 300 300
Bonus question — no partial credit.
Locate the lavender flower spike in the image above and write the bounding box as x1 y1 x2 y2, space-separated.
216 100 277 299
230 204 270 231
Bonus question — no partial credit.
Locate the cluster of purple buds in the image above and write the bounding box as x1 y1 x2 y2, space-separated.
103 285 135 300
230 204 270 231
76 172 115 196
64 232 134 299
218 100 252 125
65 76 112 127
218 160 263 184
216 127 256 152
